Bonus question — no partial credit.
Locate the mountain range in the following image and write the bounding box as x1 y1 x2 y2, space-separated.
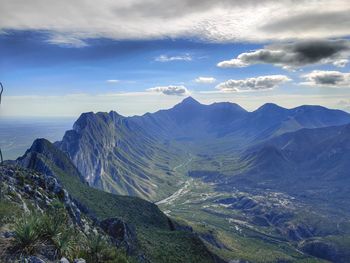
3 97 350 262
55 97 350 201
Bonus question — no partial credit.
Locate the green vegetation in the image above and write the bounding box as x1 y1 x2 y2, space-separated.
23 142 218 263
0 200 21 226
81 233 130 263
10 203 130 263
13 213 42 254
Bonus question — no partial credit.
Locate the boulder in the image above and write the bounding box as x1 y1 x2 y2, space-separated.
24 256 46 263
99 217 137 254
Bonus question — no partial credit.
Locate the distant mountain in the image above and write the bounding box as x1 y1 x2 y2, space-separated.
239 103 350 141
55 97 350 200
211 123 350 211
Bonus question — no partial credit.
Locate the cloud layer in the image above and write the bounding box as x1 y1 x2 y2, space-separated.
106 79 120 84
1 0 350 45
195 77 216 84
216 75 290 92
155 54 192 62
217 40 350 70
302 70 350 87
147 85 190 96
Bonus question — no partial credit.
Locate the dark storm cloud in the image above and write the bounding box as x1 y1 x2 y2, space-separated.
218 40 350 69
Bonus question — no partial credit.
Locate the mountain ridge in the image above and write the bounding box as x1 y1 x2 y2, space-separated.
54 97 350 200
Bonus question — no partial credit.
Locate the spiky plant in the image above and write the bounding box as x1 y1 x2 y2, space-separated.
13 213 41 254
53 229 77 259
83 233 130 263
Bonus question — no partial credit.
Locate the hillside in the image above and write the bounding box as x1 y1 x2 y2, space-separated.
15 138 223 263
0 164 131 263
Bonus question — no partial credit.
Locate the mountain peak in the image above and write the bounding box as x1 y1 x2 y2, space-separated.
181 96 200 105
28 138 53 153
255 103 287 113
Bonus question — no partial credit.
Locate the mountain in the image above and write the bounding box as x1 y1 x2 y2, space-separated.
196 123 350 206
239 103 350 141
56 111 181 201
134 97 248 140
7 98 350 262
55 97 350 201
14 138 224 263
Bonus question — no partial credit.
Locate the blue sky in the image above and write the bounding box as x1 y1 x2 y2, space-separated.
1 31 264 95
1 0 350 117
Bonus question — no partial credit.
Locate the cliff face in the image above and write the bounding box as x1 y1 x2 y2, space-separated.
56 111 177 201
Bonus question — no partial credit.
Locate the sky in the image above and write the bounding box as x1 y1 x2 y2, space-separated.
1 0 350 117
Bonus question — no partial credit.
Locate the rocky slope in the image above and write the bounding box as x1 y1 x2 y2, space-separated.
0 164 132 263
12 138 225 263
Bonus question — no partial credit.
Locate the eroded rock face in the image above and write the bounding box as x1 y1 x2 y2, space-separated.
99 218 137 254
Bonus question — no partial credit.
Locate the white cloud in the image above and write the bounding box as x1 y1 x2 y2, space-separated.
106 79 120 84
301 70 350 87
1 1 350 45
194 77 216 84
333 59 349 67
216 75 290 92
217 40 350 70
155 54 192 62
147 85 190 96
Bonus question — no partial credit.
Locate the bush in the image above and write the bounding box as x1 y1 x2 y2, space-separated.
11 203 131 263
82 233 130 263
53 228 78 259
39 203 67 239
13 213 41 254
12 203 69 256
0 200 21 225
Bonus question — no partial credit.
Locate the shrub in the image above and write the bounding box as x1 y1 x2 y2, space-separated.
53 228 78 259
13 213 41 254
38 203 67 239
0 200 21 225
11 203 130 263
82 233 130 263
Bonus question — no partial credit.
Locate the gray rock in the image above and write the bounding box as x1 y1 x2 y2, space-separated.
73 259 86 263
46 176 62 194
24 184 33 194
99 217 137 254
60 257 70 263
24 256 46 263
2 231 15 238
